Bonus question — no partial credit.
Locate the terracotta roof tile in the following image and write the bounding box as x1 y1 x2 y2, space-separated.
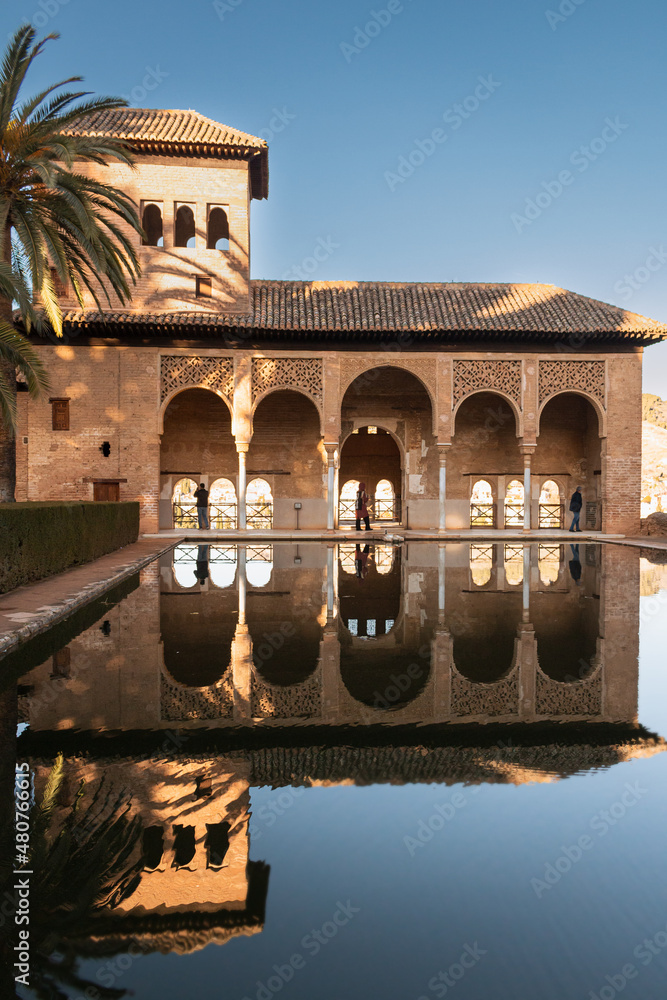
65 107 266 149
61 280 667 343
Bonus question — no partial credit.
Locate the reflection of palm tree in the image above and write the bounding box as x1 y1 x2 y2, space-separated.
4 755 143 1000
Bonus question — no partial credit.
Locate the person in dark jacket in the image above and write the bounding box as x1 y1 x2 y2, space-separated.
355 482 371 531
194 482 210 529
569 486 583 532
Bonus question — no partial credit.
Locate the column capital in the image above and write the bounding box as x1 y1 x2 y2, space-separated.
235 441 250 454
519 443 536 458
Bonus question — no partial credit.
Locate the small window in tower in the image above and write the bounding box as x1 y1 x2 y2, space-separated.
367 426 378 435
51 646 71 679
206 822 230 868
196 275 212 298
141 201 164 246
174 204 196 248
207 205 230 250
50 398 70 431
49 267 69 297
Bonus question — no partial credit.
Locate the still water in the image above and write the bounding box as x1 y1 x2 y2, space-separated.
3 541 667 1000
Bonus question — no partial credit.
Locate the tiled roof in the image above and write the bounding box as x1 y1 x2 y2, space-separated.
65 108 268 198
61 281 667 343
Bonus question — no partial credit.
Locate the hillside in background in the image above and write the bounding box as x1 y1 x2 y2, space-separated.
643 393 667 430
642 394 667 498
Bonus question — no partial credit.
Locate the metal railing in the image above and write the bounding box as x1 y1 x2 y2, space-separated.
374 497 401 521
173 503 238 529
470 503 495 528
539 503 563 529
247 502 273 530
339 497 401 522
504 503 524 528
210 503 237 529
173 503 198 528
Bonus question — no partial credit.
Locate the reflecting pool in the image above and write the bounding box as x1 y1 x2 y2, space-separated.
2 541 667 999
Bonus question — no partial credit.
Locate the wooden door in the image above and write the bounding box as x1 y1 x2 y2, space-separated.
94 482 120 501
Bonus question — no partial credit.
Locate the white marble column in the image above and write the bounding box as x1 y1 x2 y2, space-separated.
237 446 248 529
325 445 337 531
523 458 531 531
437 445 449 532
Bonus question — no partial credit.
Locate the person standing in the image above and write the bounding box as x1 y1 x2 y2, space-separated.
194 482 210 529
355 482 371 531
569 486 583 532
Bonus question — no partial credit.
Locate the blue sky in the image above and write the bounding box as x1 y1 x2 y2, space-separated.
4 0 667 394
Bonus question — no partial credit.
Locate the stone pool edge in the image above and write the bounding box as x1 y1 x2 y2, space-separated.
0 537 178 658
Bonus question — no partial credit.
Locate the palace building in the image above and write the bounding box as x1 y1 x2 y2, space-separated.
16 108 667 535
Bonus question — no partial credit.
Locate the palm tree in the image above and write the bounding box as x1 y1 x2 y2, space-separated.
0 24 143 500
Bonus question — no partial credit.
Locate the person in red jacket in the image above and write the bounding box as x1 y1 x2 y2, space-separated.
355 482 371 531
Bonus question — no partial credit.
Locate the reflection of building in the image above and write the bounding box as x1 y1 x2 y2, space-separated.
18 542 656 735
29 754 268 957
14 109 667 534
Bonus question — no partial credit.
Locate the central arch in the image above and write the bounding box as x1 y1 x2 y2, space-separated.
339 428 402 524
340 367 436 529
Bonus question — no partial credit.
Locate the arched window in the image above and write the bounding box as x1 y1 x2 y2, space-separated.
172 478 197 529
142 202 163 246
470 544 493 587
375 479 395 521
209 544 237 589
247 478 273 529
538 543 561 586
504 480 524 528
504 544 524 586
172 542 198 589
246 544 273 587
339 479 360 522
539 480 563 529
209 478 237 529
174 204 196 248
470 479 494 528
207 206 230 250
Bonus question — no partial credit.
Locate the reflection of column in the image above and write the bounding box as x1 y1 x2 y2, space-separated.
238 546 246 624
437 444 450 532
517 621 537 720
438 543 446 624
325 445 337 531
326 544 335 621
433 627 453 719
233 546 251 720
232 623 252 721
321 626 341 723
522 544 531 621
237 446 248 529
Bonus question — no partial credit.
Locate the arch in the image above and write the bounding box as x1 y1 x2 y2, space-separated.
172 479 198 533
470 543 493 587
174 204 196 248
504 479 524 529
539 479 561 504
340 424 405 459
172 543 198 589
471 479 494 502
251 384 324 433
453 388 522 437
340 363 437 423
173 477 197 504
209 478 237 531
207 206 230 250
470 479 495 528
159 384 233 433
247 478 273 531
537 389 606 437
142 202 163 246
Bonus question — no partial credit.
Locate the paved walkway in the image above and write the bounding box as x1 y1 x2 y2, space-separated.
0 538 174 657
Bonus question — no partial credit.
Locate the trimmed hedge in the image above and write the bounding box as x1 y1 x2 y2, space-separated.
0 502 140 594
